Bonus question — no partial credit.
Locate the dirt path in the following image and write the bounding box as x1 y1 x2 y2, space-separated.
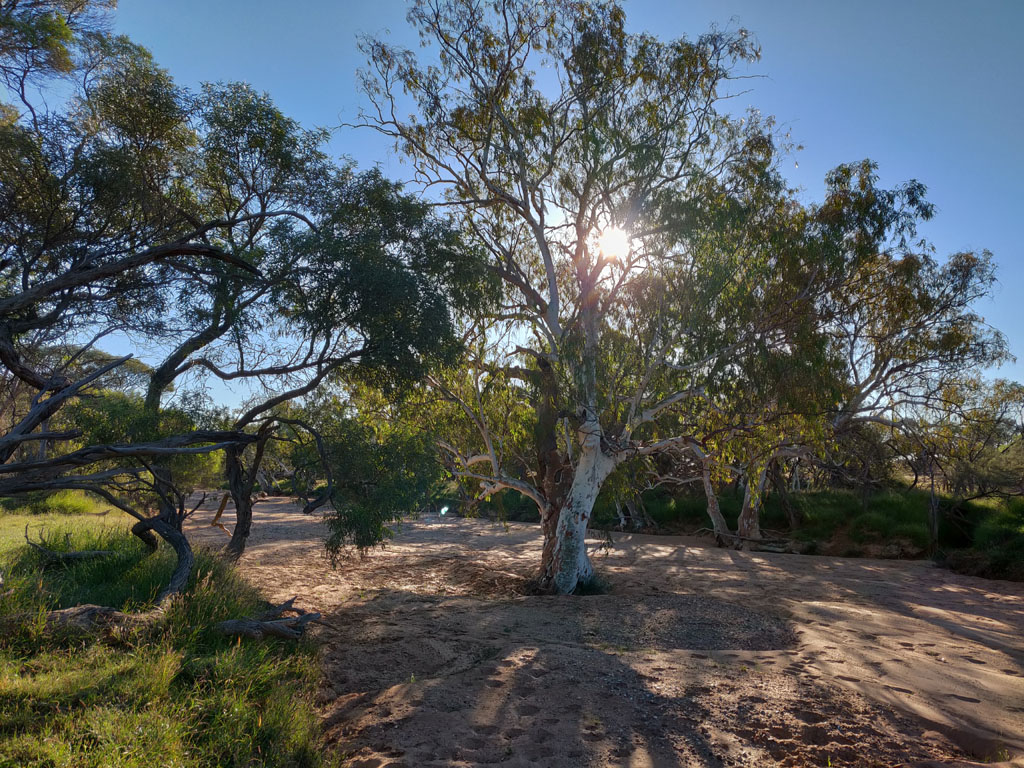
188 498 1024 767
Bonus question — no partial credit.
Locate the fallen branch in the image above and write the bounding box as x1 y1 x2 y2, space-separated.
0 603 165 640
692 527 803 553
209 492 231 534
24 525 114 566
215 597 321 640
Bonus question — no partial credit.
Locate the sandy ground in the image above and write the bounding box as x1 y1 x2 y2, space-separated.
187 498 1024 768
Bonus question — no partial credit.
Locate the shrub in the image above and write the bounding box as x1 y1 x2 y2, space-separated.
26 490 102 516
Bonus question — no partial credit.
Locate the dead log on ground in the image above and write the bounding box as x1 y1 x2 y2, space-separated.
215 597 320 640
24 525 114 566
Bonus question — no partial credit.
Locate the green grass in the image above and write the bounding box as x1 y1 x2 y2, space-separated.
0 489 112 517
945 497 1024 581
0 525 337 768
589 485 1011 563
0 510 129 559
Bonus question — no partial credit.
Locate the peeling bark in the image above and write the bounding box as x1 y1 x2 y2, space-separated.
536 434 613 594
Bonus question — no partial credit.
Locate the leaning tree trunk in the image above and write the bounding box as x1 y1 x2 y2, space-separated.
735 466 768 546
701 462 731 543
222 428 273 560
770 461 801 530
224 445 253 560
149 466 196 601
536 433 614 594
149 517 195 602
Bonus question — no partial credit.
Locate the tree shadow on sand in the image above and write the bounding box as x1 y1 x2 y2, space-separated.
313 554 969 768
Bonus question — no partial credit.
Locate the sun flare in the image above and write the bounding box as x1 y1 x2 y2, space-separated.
597 227 631 260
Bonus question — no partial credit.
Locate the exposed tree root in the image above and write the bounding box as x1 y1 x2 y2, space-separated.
215 597 320 640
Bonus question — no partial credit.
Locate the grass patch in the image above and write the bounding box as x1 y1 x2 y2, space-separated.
1 490 111 517
946 498 1024 581
0 525 337 768
0 510 130 559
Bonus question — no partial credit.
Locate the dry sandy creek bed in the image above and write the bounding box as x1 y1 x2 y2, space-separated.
187 497 1024 768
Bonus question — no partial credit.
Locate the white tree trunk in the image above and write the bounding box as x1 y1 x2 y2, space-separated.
544 432 614 594
614 499 627 530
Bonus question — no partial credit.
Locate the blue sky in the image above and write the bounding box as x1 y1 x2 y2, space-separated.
115 0 1024 382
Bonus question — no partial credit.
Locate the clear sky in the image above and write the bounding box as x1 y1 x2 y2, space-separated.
114 0 1024 382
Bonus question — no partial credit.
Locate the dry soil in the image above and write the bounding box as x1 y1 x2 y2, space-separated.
187 498 1024 768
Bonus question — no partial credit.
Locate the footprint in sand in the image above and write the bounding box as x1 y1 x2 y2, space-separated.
473 725 499 736
485 679 505 688
1001 668 1021 676
898 642 915 649
794 710 826 725
836 675 861 683
884 685 914 694
518 703 540 716
525 745 555 760
961 656 985 665
946 693 981 703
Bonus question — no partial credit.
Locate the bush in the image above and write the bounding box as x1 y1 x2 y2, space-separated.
948 498 1024 581
28 490 102 516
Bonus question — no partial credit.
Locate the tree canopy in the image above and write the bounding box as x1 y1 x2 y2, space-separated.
0 0 490 597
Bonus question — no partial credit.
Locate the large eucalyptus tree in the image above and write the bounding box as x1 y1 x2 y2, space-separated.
357 0 898 592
